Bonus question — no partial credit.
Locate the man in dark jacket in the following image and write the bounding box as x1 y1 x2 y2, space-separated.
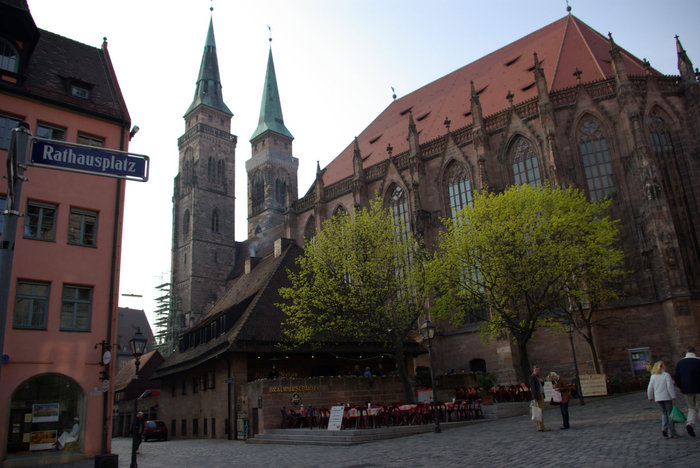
674 346 700 437
529 365 547 431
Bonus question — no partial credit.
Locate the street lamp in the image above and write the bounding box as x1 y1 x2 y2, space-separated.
129 328 147 468
566 319 585 406
420 320 441 433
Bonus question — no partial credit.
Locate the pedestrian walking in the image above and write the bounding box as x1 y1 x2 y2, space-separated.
132 411 145 454
647 361 679 438
674 345 700 437
547 372 571 430
529 365 548 431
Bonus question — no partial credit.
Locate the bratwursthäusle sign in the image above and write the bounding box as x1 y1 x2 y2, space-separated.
29 138 149 181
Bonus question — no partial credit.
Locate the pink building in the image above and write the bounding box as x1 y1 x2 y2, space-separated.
0 1 132 466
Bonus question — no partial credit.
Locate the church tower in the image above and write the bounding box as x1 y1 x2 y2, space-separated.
171 16 237 330
246 40 298 257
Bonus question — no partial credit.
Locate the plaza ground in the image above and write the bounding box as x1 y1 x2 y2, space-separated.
41 391 698 467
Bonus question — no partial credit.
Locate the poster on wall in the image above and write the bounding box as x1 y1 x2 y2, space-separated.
32 403 59 423
29 430 57 451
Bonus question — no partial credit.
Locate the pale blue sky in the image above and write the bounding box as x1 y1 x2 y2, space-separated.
25 0 700 330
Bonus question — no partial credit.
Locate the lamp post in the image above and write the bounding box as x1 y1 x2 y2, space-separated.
129 328 147 468
566 319 585 406
420 320 441 433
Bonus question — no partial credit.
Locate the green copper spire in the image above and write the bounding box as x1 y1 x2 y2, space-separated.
250 46 293 141
186 18 232 116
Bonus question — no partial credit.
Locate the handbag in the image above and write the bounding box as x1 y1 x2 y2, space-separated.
670 404 687 423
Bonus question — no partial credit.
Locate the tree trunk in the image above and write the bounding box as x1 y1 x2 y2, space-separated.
581 323 602 374
516 340 531 383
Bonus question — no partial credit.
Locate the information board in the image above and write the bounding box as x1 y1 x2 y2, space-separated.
327 406 345 431
579 374 608 397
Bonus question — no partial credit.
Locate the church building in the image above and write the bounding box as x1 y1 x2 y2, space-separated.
158 9 700 438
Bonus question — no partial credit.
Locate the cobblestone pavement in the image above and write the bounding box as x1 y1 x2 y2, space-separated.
41 391 698 468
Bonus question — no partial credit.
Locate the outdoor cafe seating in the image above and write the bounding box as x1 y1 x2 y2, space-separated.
281 399 484 430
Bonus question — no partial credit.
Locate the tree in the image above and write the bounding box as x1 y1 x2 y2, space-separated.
278 197 430 401
153 280 180 357
430 184 623 381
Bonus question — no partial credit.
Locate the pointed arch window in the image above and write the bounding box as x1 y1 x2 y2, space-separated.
647 111 675 159
275 179 287 205
211 209 220 233
183 210 190 240
217 160 224 185
251 172 264 215
389 186 410 241
511 137 541 186
446 163 473 219
579 119 615 201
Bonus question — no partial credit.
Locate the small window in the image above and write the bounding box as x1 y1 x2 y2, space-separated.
181 419 187 436
68 208 97 247
181 379 187 395
1 114 22 150
171 420 176 437
0 38 19 73
203 418 208 436
193 377 199 393
77 133 104 147
60 284 92 331
71 85 90 99
13 280 50 329
24 201 57 241
36 123 66 141
193 418 199 436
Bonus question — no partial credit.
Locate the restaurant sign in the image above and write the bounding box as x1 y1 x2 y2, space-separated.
29 138 149 181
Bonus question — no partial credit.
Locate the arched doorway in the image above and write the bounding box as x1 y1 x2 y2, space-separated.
6 373 84 454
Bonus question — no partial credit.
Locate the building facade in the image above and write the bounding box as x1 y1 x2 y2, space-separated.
0 1 131 464
284 15 700 380
164 13 700 439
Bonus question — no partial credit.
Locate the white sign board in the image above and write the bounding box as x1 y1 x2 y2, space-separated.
579 374 608 397
543 381 554 401
327 406 345 431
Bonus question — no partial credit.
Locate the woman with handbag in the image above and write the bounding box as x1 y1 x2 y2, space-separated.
548 372 571 430
647 360 680 438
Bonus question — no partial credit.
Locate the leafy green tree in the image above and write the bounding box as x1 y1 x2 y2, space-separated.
278 197 430 401
430 184 623 381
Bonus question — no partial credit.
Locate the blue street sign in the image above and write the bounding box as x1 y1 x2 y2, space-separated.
29 138 149 181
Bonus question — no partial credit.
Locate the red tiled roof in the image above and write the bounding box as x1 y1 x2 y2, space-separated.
321 15 657 186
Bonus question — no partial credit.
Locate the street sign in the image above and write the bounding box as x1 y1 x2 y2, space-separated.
28 137 149 181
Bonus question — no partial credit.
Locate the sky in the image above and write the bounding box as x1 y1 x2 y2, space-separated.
25 0 700 333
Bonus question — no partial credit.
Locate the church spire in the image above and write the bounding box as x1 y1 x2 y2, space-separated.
250 44 293 141
186 17 232 116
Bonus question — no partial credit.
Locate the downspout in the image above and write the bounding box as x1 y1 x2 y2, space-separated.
101 124 127 453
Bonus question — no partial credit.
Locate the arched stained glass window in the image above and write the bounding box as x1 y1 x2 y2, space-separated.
648 111 675 157
579 119 616 201
512 137 541 186
251 172 264 214
446 164 473 219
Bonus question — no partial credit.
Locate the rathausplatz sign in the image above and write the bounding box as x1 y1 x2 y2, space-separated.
29 138 149 181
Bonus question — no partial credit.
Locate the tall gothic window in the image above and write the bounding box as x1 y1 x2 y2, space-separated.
217 160 224 185
579 119 615 201
211 209 220 233
511 137 541 186
275 179 286 205
446 163 473 219
389 186 410 239
251 173 264 214
183 210 190 240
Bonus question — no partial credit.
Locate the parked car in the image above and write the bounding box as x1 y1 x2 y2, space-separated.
143 420 167 441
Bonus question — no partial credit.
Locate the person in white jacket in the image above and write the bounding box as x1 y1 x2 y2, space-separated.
647 361 679 438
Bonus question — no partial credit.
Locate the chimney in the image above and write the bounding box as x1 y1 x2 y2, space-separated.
245 257 261 274
274 238 294 257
